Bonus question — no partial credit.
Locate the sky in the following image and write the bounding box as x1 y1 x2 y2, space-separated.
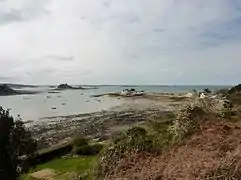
0 0 241 85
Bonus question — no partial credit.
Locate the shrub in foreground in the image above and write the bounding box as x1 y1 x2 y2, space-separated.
72 144 104 156
98 127 155 177
97 98 223 178
73 145 94 155
220 100 236 119
168 98 218 142
72 136 88 148
0 107 37 180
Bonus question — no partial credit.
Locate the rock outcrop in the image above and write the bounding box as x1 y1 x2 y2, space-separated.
57 83 84 90
57 83 74 89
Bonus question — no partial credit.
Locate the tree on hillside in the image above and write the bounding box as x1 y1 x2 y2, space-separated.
0 107 37 180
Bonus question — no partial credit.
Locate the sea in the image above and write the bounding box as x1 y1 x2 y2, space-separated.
0 85 230 121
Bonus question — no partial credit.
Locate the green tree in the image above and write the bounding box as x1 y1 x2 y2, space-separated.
0 107 37 180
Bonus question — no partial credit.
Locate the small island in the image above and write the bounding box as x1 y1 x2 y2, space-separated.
56 83 84 90
56 83 97 90
57 83 75 89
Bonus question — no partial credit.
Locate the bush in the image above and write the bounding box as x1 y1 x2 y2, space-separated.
113 127 154 152
216 88 229 96
91 144 104 154
98 127 156 177
34 143 72 164
149 120 174 149
220 100 236 119
73 145 93 155
227 84 241 105
72 137 88 148
168 99 213 142
0 107 37 180
72 144 103 156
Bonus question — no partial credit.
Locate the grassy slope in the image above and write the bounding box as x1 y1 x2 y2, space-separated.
21 156 97 180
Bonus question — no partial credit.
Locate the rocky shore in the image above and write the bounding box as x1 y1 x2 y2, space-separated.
29 98 180 150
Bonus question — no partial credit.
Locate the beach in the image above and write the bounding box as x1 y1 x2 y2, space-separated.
0 85 227 150
30 94 188 149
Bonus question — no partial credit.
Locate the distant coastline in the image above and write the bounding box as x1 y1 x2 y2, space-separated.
0 84 38 96
0 83 39 89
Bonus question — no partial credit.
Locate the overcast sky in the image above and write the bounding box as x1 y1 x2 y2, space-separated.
0 0 241 85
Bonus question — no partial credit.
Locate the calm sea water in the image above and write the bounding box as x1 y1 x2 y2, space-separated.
0 85 230 121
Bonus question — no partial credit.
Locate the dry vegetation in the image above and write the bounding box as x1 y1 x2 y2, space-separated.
96 86 241 180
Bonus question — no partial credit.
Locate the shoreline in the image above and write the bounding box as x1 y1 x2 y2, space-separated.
29 94 187 150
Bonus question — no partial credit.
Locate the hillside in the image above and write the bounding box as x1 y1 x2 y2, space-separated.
0 84 19 95
0 84 38 96
0 83 38 89
20 84 241 180
96 85 241 180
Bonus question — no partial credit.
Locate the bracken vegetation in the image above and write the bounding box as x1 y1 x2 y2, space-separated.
204 156 241 180
96 85 241 180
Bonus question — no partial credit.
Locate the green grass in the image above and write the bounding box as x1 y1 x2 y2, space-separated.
20 156 97 180
35 156 96 173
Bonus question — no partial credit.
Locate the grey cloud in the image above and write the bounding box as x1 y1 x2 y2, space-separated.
0 75 14 81
45 55 75 61
0 9 25 24
0 74 20 82
128 16 140 23
0 9 49 24
153 28 164 32
80 16 86 20
27 69 56 75
0 1 49 25
103 1 110 8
